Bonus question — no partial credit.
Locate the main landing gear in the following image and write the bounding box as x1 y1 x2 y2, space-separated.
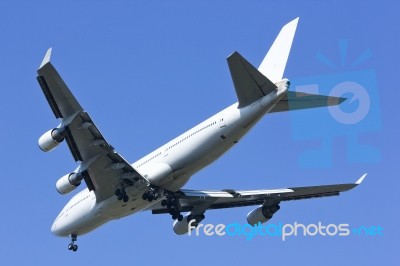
142 185 161 202
161 191 183 221
115 178 134 202
142 187 183 221
68 234 78 252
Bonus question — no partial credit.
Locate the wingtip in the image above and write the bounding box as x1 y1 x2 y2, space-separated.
39 47 52 69
356 173 367 185
228 51 240 57
227 51 245 63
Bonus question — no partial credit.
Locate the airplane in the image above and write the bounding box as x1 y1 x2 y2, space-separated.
36 17 366 252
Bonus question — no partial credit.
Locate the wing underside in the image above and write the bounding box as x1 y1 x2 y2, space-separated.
37 48 149 202
150 174 366 214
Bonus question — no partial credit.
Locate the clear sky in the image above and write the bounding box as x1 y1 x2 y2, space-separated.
0 1 398 265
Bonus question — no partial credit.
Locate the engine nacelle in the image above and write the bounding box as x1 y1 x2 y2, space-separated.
56 172 84 195
246 204 280 225
38 128 64 152
173 213 205 235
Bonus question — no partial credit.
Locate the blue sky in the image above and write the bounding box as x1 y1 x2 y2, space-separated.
0 1 398 265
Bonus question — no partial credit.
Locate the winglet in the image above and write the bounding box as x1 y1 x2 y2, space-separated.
39 47 52 69
356 173 367 185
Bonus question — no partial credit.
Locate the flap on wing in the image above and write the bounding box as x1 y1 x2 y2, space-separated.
236 189 294 196
61 111 149 201
179 190 234 198
83 150 149 202
179 188 293 198
270 91 346 113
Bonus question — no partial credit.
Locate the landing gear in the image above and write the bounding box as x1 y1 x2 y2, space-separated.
142 185 161 202
115 188 129 202
68 234 78 252
161 191 183 221
115 178 134 202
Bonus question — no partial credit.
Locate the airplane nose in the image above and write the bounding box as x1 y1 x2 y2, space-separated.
51 221 57 234
51 221 62 236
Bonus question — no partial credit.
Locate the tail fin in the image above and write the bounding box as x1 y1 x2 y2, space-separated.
258 17 299 83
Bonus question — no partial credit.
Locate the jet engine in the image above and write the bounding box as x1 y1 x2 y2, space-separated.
173 213 205 235
56 172 84 195
246 204 280 225
38 128 64 152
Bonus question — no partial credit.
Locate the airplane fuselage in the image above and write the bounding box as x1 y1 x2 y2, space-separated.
51 80 289 237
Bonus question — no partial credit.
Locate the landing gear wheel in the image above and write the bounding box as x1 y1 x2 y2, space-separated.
164 191 184 221
142 192 148 200
116 178 135 202
116 188 126 201
123 195 129 202
68 234 78 252
143 185 163 202
147 193 154 202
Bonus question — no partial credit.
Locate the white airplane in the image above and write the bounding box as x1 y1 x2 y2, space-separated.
37 18 365 252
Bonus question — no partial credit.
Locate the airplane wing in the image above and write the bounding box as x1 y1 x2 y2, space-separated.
37 48 149 202
150 174 366 214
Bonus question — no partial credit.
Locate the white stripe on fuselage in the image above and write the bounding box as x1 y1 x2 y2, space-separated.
51 82 288 237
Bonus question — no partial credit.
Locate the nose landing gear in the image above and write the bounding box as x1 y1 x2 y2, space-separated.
67 234 78 252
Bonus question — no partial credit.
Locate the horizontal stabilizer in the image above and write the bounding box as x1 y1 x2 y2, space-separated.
228 51 277 108
270 91 346 113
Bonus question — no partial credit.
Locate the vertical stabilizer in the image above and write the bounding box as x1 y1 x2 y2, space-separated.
258 17 299 83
